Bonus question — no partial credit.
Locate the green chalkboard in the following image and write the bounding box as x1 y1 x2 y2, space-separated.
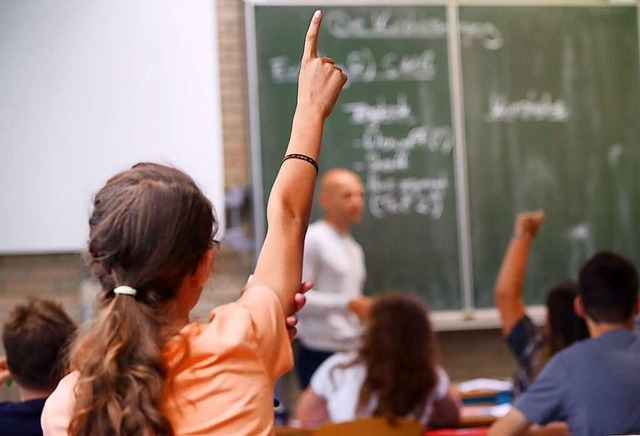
247 3 640 312
460 6 640 307
250 5 462 310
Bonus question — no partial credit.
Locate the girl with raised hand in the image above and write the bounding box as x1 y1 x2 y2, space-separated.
41 10 347 436
495 211 588 396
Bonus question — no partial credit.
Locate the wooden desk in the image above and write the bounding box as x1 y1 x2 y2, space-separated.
426 428 488 436
458 404 502 427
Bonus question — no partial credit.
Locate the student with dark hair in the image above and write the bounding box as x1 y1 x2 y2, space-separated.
495 211 588 395
294 293 460 429
490 251 640 436
0 299 76 436
41 11 347 436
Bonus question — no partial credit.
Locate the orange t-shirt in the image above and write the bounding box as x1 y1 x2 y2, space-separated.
41 286 293 435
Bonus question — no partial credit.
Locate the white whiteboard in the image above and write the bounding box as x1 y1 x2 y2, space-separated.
0 0 225 254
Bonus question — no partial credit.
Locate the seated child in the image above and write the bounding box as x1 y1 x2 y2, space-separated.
490 251 640 436
0 299 76 436
495 211 588 394
294 293 460 429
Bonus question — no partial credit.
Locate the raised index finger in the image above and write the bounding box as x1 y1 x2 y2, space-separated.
303 10 322 61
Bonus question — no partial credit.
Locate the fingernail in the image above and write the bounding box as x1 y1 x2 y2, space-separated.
314 10 322 19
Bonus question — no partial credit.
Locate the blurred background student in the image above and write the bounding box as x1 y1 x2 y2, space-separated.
0 299 76 436
490 251 640 436
495 211 588 395
294 293 460 429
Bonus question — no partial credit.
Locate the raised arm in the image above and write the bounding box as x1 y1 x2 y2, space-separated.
252 11 348 316
495 211 544 335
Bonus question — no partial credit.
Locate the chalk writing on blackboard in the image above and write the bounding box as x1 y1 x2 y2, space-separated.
325 9 503 50
367 173 449 219
326 9 446 39
341 92 452 220
459 21 503 50
486 90 571 122
269 49 437 84
361 125 453 155
343 94 414 126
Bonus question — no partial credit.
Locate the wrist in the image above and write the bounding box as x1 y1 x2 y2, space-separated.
294 104 326 123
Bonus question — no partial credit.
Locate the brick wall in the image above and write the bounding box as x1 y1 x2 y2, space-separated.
0 254 83 318
217 0 250 190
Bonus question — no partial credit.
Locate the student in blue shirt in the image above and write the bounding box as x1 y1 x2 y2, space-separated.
0 299 76 436
495 211 588 395
490 251 640 436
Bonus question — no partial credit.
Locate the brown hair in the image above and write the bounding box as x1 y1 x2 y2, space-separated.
545 282 589 355
357 293 439 425
69 163 216 436
2 299 76 392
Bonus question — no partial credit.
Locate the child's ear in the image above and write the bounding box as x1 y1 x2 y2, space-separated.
574 296 586 319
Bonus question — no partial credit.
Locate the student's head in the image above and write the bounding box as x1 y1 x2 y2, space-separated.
578 251 639 324
87 163 217 309
319 169 364 228
70 163 217 435
2 299 76 393
358 293 438 424
544 282 589 354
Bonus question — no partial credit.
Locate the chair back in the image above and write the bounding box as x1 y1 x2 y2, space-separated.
275 426 312 436
313 417 423 436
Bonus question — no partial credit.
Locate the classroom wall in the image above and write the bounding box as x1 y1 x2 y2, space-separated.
0 0 225 254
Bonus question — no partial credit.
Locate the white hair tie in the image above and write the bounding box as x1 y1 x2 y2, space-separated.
113 286 137 297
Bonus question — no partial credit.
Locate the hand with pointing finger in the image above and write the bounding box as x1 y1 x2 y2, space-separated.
297 10 348 119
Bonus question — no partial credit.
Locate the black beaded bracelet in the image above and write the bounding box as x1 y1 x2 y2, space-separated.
282 153 319 174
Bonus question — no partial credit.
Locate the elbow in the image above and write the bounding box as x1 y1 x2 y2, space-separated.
495 285 518 309
495 287 509 306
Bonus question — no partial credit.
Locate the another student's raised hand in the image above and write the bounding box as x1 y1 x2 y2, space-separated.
296 10 348 119
515 210 545 240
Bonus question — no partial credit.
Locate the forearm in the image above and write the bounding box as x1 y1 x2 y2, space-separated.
495 236 531 333
265 108 324 245
525 423 570 436
489 409 532 436
255 110 325 314
294 387 330 428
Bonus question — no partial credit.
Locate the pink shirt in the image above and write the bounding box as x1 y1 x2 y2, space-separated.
41 286 293 435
